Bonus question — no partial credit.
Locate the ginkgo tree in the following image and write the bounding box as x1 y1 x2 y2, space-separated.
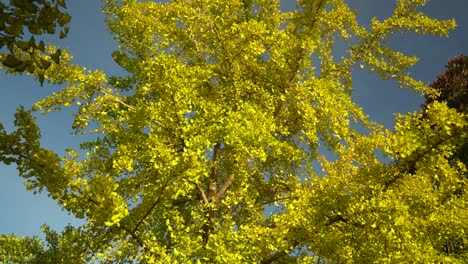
0 0 466 263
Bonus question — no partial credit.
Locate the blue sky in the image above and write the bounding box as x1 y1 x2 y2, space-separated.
0 0 467 238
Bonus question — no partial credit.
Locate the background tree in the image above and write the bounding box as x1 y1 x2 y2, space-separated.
418 54 468 257
426 55 467 169
425 54 468 114
0 0 70 83
0 0 466 263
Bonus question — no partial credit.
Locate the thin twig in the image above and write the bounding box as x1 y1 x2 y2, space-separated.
96 87 167 129
131 181 169 234
97 88 134 110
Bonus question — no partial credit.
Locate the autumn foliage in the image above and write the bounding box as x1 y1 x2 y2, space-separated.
0 0 467 263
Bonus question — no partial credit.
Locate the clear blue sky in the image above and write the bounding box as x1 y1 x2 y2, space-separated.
0 0 467 238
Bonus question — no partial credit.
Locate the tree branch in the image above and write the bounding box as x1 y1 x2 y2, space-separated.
196 184 209 205
96 87 167 129
382 132 460 192
119 223 149 254
97 88 134 110
213 173 235 201
130 181 169 234
208 144 221 198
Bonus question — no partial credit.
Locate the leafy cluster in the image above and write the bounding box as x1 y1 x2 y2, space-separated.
0 0 466 263
0 225 85 263
0 0 70 83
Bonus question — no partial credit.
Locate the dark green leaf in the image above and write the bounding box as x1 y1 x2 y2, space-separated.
40 58 52 69
28 23 42 35
15 61 29 72
46 25 56 34
4 25 22 35
16 40 30 51
38 41 45 51
58 13 71 27
59 30 66 39
50 49 61 64
5 15 16 26
24 1 38 13
27 64 35 74
38 73 45 86
11 0 26 8
28 36 36 47
58 0 67 8
3 54 23 68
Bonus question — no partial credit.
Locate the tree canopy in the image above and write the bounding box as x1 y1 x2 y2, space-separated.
1 0 467 263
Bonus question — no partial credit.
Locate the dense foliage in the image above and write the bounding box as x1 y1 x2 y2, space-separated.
1 0 466 263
